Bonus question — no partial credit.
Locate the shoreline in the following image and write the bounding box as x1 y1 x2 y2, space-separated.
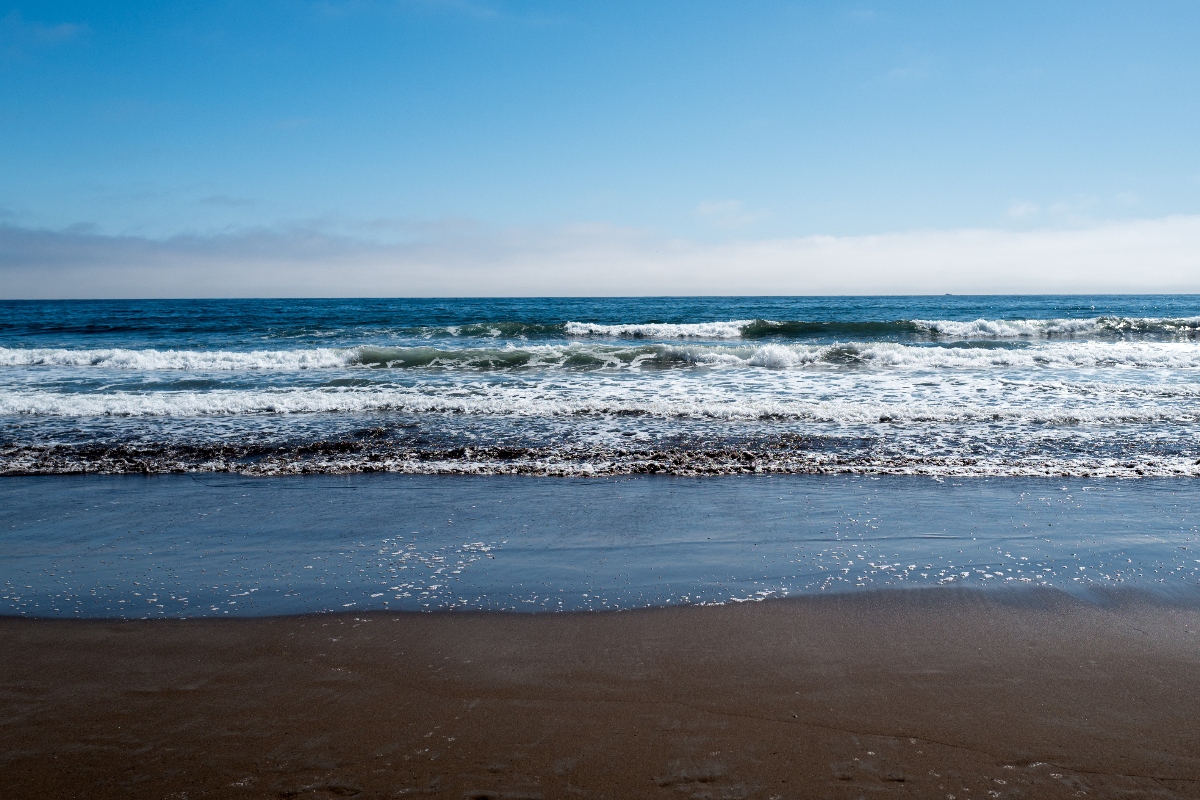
4 588 1200 798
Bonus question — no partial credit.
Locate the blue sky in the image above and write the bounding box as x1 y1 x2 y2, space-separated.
2 1 1199 296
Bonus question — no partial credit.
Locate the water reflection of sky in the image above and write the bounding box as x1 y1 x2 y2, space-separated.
2 474 1198 618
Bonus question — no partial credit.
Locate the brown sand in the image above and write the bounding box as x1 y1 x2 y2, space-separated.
3 588 1200 799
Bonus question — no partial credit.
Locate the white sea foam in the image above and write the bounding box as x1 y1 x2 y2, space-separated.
0 347 354 371
3 383 1193 425
568 315 1200 340
6 340 1200 372
680 341 1200 370
914 316 1200 339
564 320 752 338
914 318 1100 338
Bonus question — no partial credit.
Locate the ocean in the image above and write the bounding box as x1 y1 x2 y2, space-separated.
3 296 1200 618
3 295 1200 478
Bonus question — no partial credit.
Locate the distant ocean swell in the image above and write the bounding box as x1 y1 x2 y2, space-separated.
10 315 1200 347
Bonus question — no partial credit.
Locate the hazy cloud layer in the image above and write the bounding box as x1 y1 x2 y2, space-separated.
2 216 1199 298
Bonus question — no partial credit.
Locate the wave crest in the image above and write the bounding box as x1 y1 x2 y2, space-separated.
4 385 1198 423
914 315 1200 339
0 346 353 370
563 320 750 338
8 340 1200 372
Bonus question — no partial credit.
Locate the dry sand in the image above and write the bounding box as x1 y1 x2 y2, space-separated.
3 587 1200 798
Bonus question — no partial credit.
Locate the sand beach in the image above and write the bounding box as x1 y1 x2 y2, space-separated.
4 588 1199 798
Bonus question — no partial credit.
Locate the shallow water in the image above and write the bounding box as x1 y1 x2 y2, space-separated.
2 474 1198 618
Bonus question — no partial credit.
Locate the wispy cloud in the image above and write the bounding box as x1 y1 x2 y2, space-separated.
0 11 86 58
2 216 1199 298
1008 193 1145 225
695 200 768 230
882 49 937 83
1046 194 1099 220
1006 201 1040 220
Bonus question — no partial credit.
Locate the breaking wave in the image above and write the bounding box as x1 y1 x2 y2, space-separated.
5 384 1198 424
914 316 1200 339
563 320 751 338
0 346 352 371
564 316 1200 341
6 299 1200 479
6 340 1200 372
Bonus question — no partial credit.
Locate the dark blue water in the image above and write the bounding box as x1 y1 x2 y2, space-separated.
2 295 1200 477
4 295 1200 349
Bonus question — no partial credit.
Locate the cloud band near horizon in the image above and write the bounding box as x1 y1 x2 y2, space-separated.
2 216 1199 299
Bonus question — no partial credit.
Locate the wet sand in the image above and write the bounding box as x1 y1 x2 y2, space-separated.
3 588 1200 799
